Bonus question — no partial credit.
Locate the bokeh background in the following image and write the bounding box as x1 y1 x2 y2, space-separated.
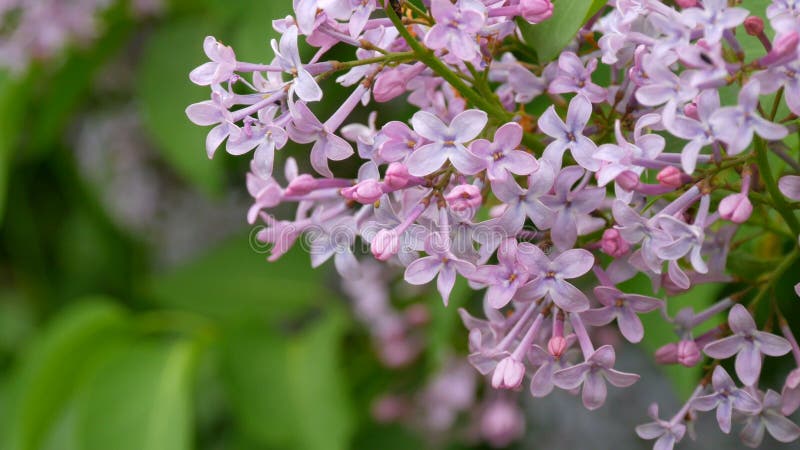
0 0 795 449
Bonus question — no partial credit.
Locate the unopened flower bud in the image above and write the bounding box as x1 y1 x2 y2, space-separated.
492 357 525 389
676 340 701 367
655 342 679 365
284 174 317 196
342 179 384 203
657 166 685 188
371 229 400 261
616 170 640 190
384 162 412 190
718 193 753 223
373 68 408 103
683 102 699 120
547 336 568 357
744 16 765 36
675 0 697 7
600 228 630 257
520 0 553 24
445 184 483 212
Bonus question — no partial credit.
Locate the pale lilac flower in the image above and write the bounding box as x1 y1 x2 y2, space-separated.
480 398 525 448
595 117 664 188
515 244 594 312
655 195 710 276
710 81 788 154
378 121 422 162
528 343 571 397
226 106 288 177
271 25 323 102
691 366 762 433
404 235 477 306
667 89 720 174
703 304 791 386
537 95 599 171
680 0 749 44
491 162 556 234
469 123 538 181
287 101 354 177
406 109 487 176
185 86 236 158
347 0 376 37
779 175 800 201
552 345 639 410
541 166 605 250
548 53 607 103
754 61 800 116
635 403 687 450
782 368 800 416
582 286 662 343
612 200 671 274
424 0 485 62
307 214 361 278
292 0 350 35
740 390 800 447
189 36 237 86
474 238 532 309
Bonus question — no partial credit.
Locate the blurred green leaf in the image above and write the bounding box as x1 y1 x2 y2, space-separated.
229 0 291 62
147 235 324 320
137 18 225 194
518 0 606 63
221 308 354 450
427 279 471 370
1 300 128 450
0 73 29 224
75 340 197 450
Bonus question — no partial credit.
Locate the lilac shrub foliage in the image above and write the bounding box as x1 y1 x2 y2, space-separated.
187 0 800 447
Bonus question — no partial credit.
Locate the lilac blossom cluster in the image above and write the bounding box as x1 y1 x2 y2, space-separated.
187 0 800 447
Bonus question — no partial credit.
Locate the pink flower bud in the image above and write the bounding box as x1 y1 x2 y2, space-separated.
718 193 753 223
373 68 407 103
744 16 765 36
284 174 317 196
520 0 553 24
761 31 800 67
674 0 697 7
615 170 640 190
655 342 679 365
444 184 483 212
683 101 699 120
342 179 384 203
371 229 400 261
384 162 412 190
657 166 685 188
600 228 630 257
547 336 568 357
492 357 525 389
371 395 408 423
404 304 430 327
677 340 701 367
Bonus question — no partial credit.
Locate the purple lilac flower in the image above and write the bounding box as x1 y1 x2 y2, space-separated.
469 123 538 181
190 36 238 86
635 403 687 450
406 109 487 176
537 94 599 171
541 166 605 251
740 389 800 447
691 366 762 434
703 304 791 386
271 25 323 102
474 238 532 309
424 0 485 62
404 234 477 306
287 101 354 178
552 345 639 410
548 52 607 103
710 81 788 154
680 0 749 44
582 286 662 343
667 90 721 174
515 244 594 312
779 175 800 201
491 162 556 234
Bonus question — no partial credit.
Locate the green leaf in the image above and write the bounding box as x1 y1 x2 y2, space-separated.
75 340 197 450
518 0 607 63
220 308 354 450
147 234 324 320
1 300 128 450
0 72 29 224
137 18 225 194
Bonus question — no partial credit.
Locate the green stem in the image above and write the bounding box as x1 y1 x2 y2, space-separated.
331 51 415 70
755 137 800 236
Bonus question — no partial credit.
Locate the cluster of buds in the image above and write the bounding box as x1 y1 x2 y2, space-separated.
187 0 800 448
